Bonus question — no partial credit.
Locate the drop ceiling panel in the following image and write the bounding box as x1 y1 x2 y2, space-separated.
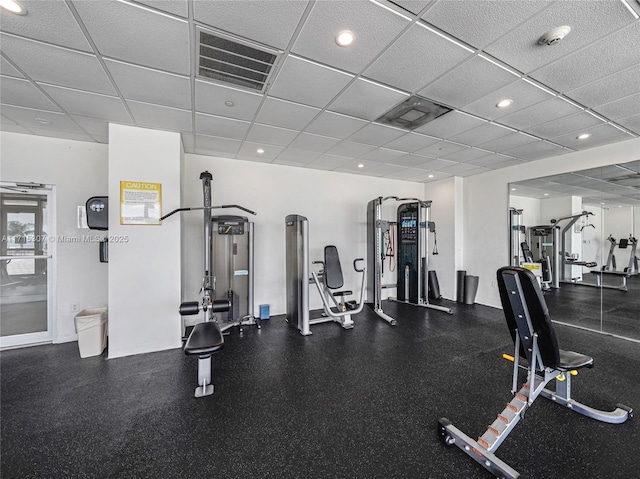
268 56 354 108
195 80 263 121
275 148 321 165
292 0 410 74
364 23 473 93
383 131 440 153
307 153 351 170
27 127 94 142
341 163 402 177
329 78 409 121
1 77 60 111
39 83 130 122
413 110 485 139
384 167 433 181
440 147 491 163
532 22 640 93
525 112 603 138
498 97 581 131
423 0 551 49
476 131 538 152
551 123 632 150
418 56 518 109
0 57 22 78
326 141 376 158
359 147 406 163
504 139 567 160
304 111 368 139
194 134 242 157
466 153 518 167
195 112 250 139
593 93 640 121
0 104 85 133
129 101 192 132
414 158 458 170
0 0 92 51
485 0 635 74
69 114 115 140
462 79 553 121
136 1 188 18
565 64 640 107
392 1 432 16
237 141 283 159
104 59 191 110
287 132 340 153
255 97 320 130
194 0 309 50
617 114 640 135
387 153 434 168
0 115 31 134
245 124 299 147
0 34 115 94
347 122 406 146
414 140 466 158
73 0 190 75
448 122 512 147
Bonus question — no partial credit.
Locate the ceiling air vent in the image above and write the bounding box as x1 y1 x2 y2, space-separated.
198 30 278 92
376 95 452 130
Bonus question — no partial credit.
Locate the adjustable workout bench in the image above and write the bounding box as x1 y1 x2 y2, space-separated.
438 266 632 478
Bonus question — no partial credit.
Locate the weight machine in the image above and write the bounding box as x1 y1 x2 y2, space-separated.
366 196 452 326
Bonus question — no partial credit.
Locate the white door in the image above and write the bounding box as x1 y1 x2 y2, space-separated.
0 183 55 348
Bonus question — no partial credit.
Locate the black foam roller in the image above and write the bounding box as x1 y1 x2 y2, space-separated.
428 270 441 299
210 299 231 313
179 301 200 315
456 270 466 303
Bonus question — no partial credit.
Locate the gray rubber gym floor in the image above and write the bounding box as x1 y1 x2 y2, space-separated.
1 297 638 478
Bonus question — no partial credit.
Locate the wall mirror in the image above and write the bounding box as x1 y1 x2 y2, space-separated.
509 159 640 342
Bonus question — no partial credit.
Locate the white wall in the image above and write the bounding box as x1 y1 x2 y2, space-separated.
0 132 109 342
107 125 182 358
181 153 424 315
463 137 640 308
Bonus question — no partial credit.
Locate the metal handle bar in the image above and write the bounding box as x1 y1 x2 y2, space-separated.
160 204 257 221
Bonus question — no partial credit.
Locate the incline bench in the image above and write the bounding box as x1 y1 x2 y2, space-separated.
438 266 632 478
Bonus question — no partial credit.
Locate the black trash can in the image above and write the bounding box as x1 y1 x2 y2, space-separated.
464 275 479 305
456 270 466 303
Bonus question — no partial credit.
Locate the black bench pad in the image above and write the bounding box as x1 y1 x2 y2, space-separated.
184 321 224 356
558 349 594 370
332 290 352 297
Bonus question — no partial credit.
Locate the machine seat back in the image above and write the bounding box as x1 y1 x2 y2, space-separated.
324 245 344 290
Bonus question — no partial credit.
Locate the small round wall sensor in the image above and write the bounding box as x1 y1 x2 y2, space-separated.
538 26 571 46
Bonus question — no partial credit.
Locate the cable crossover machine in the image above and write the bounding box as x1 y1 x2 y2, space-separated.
367 196 452 325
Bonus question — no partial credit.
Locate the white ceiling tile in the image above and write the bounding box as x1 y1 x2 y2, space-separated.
448 122 513 146
566 64 640 108
269 56 354 108
462 79 552 121
0 34 115 95
359 147 406 163
440 147 490 163
195 80 263 121
384 167 432 181
551 124 633 150
69 114 123 139
418 56 518 109
364 23 472 93
129 101 192 132
1 1 92 51
306 153 350 170
457 166 491 177
466 153 518 167
194 0 309 49
326 141 376 158
0 104 84 133
136 1 188 18
0 115 32 134
491 158 527 169
275 148 321 164
414 110 485 138
386 153 433 168
104 59 191 110
335 161 401 177
195 112 250 139
414 158 457 170
1 77 60 111
423 0 550 49
485 0 635 74
347 122 406 146
504 140 568 160
437 162 478 174
40 84 130 122
236 154 274 164
531 22 640 93
414 140 466 158
27 127 95 142
181 132 195 152
287 132 340 153
617 114 640 135
292 0 410 74
255 97 320 130
392 1 432 15
73 0 190 75
329 78 409 121
194 134 242 157
1 57 23 78
476 132 538 152
498 97 581 131
304 111 368 139
238 141 283 159
383 132 440 152
525 112 603 138
245 124 299 147
593 93 640 121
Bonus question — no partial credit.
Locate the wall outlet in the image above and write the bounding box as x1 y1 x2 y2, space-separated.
71 302 80 313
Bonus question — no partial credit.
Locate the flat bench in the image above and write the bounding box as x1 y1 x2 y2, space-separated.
589 269 631 291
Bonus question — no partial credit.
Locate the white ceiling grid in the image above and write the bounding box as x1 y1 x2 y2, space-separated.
0 0 638 183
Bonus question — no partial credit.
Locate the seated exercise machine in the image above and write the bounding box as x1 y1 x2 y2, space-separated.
161 171 256 397
586 234 637 291
438 266 632 478
285 215 366 335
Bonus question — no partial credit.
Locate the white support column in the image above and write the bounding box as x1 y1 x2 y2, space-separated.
108 124 182 358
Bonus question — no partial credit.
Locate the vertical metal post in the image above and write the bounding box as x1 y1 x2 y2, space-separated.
200 171 213 319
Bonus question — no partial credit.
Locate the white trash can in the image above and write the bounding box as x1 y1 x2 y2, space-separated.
75 308 108 358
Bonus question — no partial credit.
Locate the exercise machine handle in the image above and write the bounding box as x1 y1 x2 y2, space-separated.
160 204 257 221
353 258 365 272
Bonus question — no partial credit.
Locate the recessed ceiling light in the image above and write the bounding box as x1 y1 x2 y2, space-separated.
544 193 549 196
256 148 264 154
577 133 591 140
0 0 26 14
335 30 354 47
496 99 513 108
601 202 606 205
511 187 516 191
428 174 434 178
35 118 50 124
224 101 234 107
357 163 364 168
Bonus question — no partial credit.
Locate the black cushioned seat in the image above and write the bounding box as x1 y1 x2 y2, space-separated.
558 350 594 370
184 321 224 356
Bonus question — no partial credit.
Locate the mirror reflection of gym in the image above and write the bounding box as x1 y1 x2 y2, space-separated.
508 159 639 342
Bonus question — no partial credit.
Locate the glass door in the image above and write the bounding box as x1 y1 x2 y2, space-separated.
0 185 54 348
